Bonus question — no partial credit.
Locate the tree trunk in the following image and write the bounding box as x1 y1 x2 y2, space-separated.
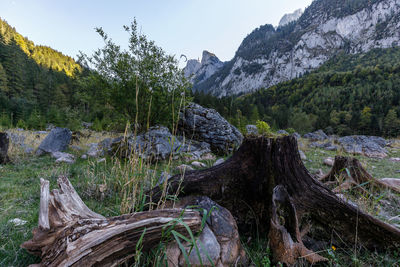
148 136 400 264
0 132 9 164
22 176 202 267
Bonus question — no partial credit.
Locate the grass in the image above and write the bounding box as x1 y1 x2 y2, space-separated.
1 130 400 266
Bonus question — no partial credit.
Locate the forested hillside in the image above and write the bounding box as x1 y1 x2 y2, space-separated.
0 18 84 129
194 48 400 137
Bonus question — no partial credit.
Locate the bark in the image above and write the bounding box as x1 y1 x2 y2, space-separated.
321 156 400 193
22 176 201 267
148 136 400 265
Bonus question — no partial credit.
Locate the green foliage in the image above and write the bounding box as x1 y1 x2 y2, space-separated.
80 19 191 130
256 120 272 135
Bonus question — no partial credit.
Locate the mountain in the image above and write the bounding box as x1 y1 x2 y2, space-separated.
194 47 400 137
184 50 224 84
278 8 303 27
191 0 400 97
0 18 84 129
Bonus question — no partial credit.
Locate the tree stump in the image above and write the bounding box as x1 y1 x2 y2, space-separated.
148 136 400 265
321 156 400 193
0 132 10 164
22 177 202 266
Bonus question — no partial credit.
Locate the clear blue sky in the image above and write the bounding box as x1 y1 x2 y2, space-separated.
0 0 313 67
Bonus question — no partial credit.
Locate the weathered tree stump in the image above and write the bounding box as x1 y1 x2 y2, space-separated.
321 156 400 193
22 177 202 267
0 132 10 164
149 136 400 265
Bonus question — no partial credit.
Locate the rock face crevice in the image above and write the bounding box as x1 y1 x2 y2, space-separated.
189 0 400 97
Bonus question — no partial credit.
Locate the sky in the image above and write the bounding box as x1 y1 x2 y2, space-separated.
0 0 313 67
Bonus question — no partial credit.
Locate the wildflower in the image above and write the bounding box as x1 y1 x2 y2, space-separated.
331 245 336 251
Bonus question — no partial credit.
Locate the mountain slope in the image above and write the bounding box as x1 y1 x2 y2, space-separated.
193 0 400 97
0 18 81 76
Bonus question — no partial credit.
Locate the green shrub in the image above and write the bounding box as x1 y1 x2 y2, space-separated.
256 120 272 135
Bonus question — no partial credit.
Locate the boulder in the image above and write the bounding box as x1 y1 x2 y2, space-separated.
113 126 212 161
0 132 10 164
338 135 388 158
309 141 338 151
246 125 258 135
303 130 328 141
36 128 71 156
179 103 243 155
166 196 247 267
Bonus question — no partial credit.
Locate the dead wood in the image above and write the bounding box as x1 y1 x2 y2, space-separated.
321 156 400 193
148 136 400 265
22 176 201 267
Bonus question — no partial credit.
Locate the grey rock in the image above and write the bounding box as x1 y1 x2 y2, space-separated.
34 131 48 135
323 157 335 167
213 158 225 166
97 158 106 163
293 132 301 139
8 218 27 226
51 152 75 164
338 135 388 158
55 157 75 164
191 161 207 168
309 141 338 151
177 136 211 160
246 125 258 135
81 154 88 159
7 132 25 146
277 129 289 135
176 164 194 172
187 225 220 266
36 128 71 156
82 122 93 129
303 130 328 141
179 103 243 155
156 171 172 187
299 150 307 161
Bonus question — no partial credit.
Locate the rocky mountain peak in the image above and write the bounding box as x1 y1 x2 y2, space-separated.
184 50 223 84
278 8 303 27
192 0 400 97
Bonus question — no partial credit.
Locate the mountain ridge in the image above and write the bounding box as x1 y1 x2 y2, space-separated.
189 0 400 97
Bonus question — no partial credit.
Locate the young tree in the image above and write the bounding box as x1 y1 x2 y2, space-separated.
80 19 191 130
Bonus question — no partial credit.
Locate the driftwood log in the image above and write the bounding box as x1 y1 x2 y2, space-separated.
22 176 202 267
149 136 400 264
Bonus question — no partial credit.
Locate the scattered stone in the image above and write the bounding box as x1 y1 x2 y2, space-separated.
81 154 88 160
0 132 10 164
97 158 106 163
323 157 334 167
213 158 225 166
201 153 216 161
34 131 48 135
309 141 338 151
82 122 93 129
246 125 258 135
389 158 400 162
179 103 243 155
36 128 72 156
191 161 207 168
70 145 82 151
277 129 289 135
177 136 212 160
338 135 388 158
23 145 34 154
303 130 328 141
8 218 27 226
293 132 301 139
176 164 194 172
52 152 75 164
299 150 307 161
7 132 25 146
